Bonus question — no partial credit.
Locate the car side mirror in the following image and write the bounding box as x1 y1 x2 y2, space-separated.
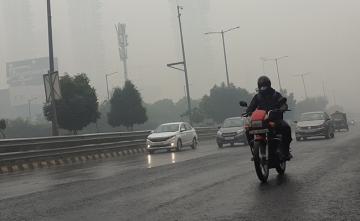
217 126 221 130
150 130 154 134
239 101 248 107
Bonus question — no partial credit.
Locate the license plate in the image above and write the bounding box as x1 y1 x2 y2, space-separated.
249 129 268 134
224 137 234 141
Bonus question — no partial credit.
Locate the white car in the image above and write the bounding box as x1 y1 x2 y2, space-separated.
146 122 198 154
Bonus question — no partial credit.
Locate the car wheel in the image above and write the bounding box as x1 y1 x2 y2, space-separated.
296 137 301 142
176 140 182 152
191 138 198 149
230 142 235 147
243 137 249 146
325 129 331 139
217 142 223 148
148 150 154 154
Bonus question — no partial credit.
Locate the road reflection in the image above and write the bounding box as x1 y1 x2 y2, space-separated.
147 152 178 168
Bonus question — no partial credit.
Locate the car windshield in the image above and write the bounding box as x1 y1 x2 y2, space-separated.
223 118 244 128
154 124 179 133
300 113 325 121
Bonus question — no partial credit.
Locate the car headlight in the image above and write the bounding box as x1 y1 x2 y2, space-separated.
217 131 222 136
237 129 245 134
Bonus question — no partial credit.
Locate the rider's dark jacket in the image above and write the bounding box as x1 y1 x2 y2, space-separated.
246 87 288 116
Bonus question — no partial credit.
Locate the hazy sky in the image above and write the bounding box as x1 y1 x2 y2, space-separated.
1 0 360 112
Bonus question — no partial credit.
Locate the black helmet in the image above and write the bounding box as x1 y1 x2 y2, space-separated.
257 76 271 91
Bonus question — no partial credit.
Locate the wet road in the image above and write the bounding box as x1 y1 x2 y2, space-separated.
0 129 360 220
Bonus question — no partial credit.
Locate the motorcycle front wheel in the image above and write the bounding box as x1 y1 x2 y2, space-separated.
253 141 269 183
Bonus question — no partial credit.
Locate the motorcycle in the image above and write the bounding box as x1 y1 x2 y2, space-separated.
240 100 289 183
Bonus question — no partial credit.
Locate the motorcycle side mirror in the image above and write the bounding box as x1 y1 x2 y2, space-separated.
239 101 248 107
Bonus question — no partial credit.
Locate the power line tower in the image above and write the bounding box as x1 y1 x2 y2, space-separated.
115 23 129 82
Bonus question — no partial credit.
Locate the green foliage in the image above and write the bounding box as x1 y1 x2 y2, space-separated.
108 81 148 130
199 83 253 123
44 73 100 134
295 96 329 119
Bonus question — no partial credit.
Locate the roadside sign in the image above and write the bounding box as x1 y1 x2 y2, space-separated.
43 71 62 102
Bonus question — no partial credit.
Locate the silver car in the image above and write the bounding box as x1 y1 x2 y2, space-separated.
216 117 247 148
146 122 198 154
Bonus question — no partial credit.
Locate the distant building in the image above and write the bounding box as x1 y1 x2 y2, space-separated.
67 0 105 87
0 0 34 60
0 89 11 118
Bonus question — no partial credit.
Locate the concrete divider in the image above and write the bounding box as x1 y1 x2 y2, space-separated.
0 127 217 174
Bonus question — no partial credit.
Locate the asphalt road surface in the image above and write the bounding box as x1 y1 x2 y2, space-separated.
1 128 359 221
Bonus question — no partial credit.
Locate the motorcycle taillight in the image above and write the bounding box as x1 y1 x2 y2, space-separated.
251 120 263 128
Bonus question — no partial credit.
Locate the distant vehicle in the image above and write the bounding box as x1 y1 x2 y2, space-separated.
295 111 335 141
349 120 356 126
216 117 247 148
146 122 198 154
331 111 349 131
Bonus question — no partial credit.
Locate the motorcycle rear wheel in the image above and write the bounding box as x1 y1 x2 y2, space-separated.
253 141 269 183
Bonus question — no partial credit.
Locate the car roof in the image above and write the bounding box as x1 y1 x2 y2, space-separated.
301 111 325 115
161 122 184 126
224 117 243 120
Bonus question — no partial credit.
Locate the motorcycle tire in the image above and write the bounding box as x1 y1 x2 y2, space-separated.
253 141 269 183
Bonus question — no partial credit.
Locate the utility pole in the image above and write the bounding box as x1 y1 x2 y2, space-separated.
167 6 192 125
263 56 288 91
322 81 326 98
105 72 118 100
115 23 129 82
260 57 266 74
293 72 311 99
47 0 59 136
28 97 38 120
205 26 239 87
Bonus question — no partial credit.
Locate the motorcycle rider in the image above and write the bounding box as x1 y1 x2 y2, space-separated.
246 76 293 160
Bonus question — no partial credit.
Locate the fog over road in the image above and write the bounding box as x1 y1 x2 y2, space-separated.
1 129 359 220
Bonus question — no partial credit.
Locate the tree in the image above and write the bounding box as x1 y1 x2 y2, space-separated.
44 73 100 134
199 83 253 123
108 80 147 130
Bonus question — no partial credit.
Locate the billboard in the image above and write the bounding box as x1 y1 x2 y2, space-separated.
6 57 58 87
6 57 58 106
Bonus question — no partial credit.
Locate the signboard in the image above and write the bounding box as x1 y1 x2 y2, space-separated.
6 57 59 106
6 57 58 87
43 72 62 103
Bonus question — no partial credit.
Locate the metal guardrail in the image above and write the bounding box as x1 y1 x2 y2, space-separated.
0 127 218 167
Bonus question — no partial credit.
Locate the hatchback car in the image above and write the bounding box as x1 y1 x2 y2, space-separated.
295 111 335 141
216 117 247 148
146 122 198 154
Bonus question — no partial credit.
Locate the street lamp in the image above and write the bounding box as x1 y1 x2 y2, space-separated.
106 72 118 100
263 56 288 91
293 72 311 99
28 97 38 120
205 26 240 87
167 5 192 125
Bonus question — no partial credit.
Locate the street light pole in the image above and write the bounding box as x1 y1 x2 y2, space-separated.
105 72 118 100
294 72 311 99
28 97 38 120
47 0 59 136
177 6 192 124
263 56 288 91
205 26 239 87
